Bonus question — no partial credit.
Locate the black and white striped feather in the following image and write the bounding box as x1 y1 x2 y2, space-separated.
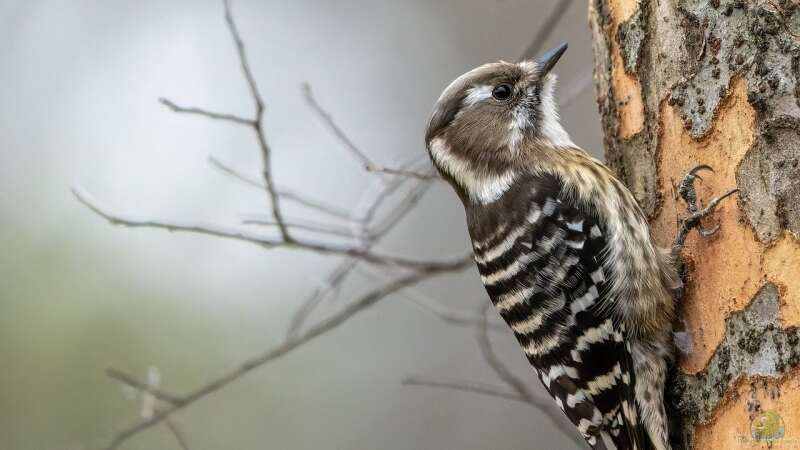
466 172 650 450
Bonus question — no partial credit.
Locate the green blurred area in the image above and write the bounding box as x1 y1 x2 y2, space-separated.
1 226 209 449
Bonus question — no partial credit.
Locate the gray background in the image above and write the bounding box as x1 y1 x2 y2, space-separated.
0 1 601 449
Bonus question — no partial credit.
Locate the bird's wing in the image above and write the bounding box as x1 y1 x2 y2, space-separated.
474 173 650 450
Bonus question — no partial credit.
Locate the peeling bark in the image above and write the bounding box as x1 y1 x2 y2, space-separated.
589 1 800 448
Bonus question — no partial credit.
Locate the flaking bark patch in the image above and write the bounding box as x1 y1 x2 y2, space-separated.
667 284 800 449
592 0 660 214
652 77 800 373
669 1 800 139
609 0 645 139
739 116 800 242
618 9 644 74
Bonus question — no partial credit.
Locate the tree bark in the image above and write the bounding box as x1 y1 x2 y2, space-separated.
589 1 800 449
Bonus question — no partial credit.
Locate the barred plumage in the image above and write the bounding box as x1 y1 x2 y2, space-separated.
425 44 679 450
468 173 647 450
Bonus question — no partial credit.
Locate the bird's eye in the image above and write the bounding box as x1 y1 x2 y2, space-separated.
492 84 513 100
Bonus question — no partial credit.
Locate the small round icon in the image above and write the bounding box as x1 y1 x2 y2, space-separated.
751 410 785 442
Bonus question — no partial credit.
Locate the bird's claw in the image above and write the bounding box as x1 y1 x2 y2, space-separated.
678 164 715 213
672 164 738 256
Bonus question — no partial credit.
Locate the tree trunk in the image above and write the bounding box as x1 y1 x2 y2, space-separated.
588 1 800 448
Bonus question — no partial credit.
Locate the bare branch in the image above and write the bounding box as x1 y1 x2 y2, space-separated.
285 160 441 337
73 185 470 271
73 185 280 247
405 291 505 330
286 258 358 340
223 0 264 114
357 175 411 226
164 418 192 450
223 0 290 241
476 304 583 447
208 156 356 222
404 373 583 448
106 368 192 450
476 304 534 402
366 165 438 180
301 82 377 171
367 175 435 240
242 214 356 239
518 0 574 61
402 375 526 403
158 98 253 126
208 155 263 188
99 266 469 450
357 264 505 330
106 368 185 406
403 305 583 448
273 186 356 222
302 82 439 183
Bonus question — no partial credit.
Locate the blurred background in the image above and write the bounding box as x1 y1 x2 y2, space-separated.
0 1 601 449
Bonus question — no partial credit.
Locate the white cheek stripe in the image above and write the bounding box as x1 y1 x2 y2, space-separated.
429 137 516 204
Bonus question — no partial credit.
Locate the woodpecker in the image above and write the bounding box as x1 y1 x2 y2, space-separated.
424 43 734 450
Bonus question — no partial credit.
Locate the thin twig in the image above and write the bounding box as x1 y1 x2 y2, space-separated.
404 373 582 448
73 185 281 247
302 82 439 182
403 304 583 447
476 304 583 447
99 265 470 450
208 156 356 222
223 0 263 113
406 291 505 330
367 174 435 240
357 173 411 226
301 82 377 171
357 265 505 330
106 368 192 450
518 0 574 60
72 185 471 271
286 159 440 336
208 155 263 188
286 258 358 340
353 155 431 235
402 375 526 402
223 0 291 241
476 304 534 402
164 418 192 450
366 165 439 180
106 368 185 406
159 98 253 126
287 162 440 336
242 215 356 239
272 186 356 222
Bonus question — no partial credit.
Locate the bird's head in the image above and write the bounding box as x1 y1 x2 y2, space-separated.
425 43 573 204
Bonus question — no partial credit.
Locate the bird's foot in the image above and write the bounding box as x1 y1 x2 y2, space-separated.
672 164 738 257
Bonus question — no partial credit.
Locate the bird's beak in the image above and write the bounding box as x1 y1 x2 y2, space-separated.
537 42 568 76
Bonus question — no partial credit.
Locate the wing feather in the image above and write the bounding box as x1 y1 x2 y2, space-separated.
471 173 650 450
